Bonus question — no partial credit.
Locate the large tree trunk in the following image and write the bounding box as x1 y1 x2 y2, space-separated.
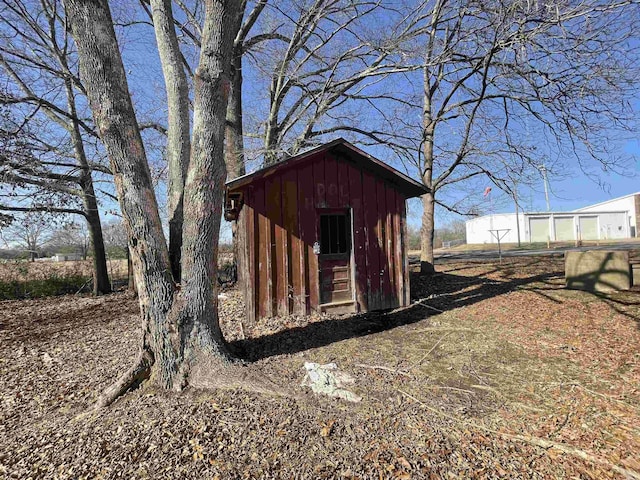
420 191 436 273
150 0 191 283
66 0 243 407
420 69 436 274
64 80 111 295
66 0 179 399
171 0 243 386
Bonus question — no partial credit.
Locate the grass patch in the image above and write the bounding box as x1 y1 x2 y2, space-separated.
0 274 90 299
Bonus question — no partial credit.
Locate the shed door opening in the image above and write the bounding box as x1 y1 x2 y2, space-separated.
318 211 353 305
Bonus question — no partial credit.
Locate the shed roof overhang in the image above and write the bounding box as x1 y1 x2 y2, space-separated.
225 138 428 199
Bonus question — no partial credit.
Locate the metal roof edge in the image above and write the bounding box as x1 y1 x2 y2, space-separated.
573 192 640 211
467 210 630 222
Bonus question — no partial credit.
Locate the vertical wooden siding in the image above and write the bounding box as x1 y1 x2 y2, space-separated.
347 163 368 311
282 168 302 314
242 152 410 322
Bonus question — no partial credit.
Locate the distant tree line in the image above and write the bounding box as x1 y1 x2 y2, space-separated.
407 220 466 251
0 215 128 261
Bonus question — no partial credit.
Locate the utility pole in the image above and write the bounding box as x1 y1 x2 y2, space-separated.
513 185 521 247
539 164 550 211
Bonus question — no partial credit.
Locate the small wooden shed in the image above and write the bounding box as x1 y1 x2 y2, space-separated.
224 138 427 322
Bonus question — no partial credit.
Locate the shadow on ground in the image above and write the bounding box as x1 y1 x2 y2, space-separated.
232 258 586 362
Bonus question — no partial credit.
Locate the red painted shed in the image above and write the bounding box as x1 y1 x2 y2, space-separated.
224 138 427 322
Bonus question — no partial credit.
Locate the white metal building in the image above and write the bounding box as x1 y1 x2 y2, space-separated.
465 213 526 244
465 192 639 244
574 192 640 238
52 253 83 262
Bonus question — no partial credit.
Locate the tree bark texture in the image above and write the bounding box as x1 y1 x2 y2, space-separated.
66 0 178 390
173 0 242 379
150 0 191 283
64 79 111 295
225 51 246 180
225 43 247 290
420 65 436 274
420 192 436 274
66 0 242 404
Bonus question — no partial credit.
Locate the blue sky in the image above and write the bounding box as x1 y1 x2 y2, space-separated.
112 3 640 234
473 135 639 217
2 0 637 251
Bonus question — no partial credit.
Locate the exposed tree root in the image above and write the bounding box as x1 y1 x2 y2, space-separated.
188 358 300 399
399 389 640 480
96 349 153 408
96 346 299 409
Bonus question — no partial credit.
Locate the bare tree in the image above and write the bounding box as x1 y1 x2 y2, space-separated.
48 221 90 259
219 0 419 298
0 212 53 261
0 0 112 293
244 0 421 164
102 219 128 254
150 1 419 293
384 0 639 272
64 0 247 406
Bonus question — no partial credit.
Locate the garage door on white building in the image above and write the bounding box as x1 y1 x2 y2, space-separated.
579 216 598 240
554 217 574 241
529 217 549 242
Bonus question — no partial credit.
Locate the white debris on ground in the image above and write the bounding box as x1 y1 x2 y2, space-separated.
301 362 362 402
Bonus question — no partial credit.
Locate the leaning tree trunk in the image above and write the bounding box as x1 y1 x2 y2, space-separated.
65 79 111 294
66 0 242 407
66 0 179 400
150 0 191 283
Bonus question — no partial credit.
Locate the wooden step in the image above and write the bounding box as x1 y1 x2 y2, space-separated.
320 299 357 315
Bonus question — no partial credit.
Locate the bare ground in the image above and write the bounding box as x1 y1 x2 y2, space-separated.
1 255 639 479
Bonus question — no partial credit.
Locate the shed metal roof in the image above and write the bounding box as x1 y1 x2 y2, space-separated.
226 138 428 198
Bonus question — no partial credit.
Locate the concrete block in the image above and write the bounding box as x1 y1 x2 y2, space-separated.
631 262 640 287
565 250 630 292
